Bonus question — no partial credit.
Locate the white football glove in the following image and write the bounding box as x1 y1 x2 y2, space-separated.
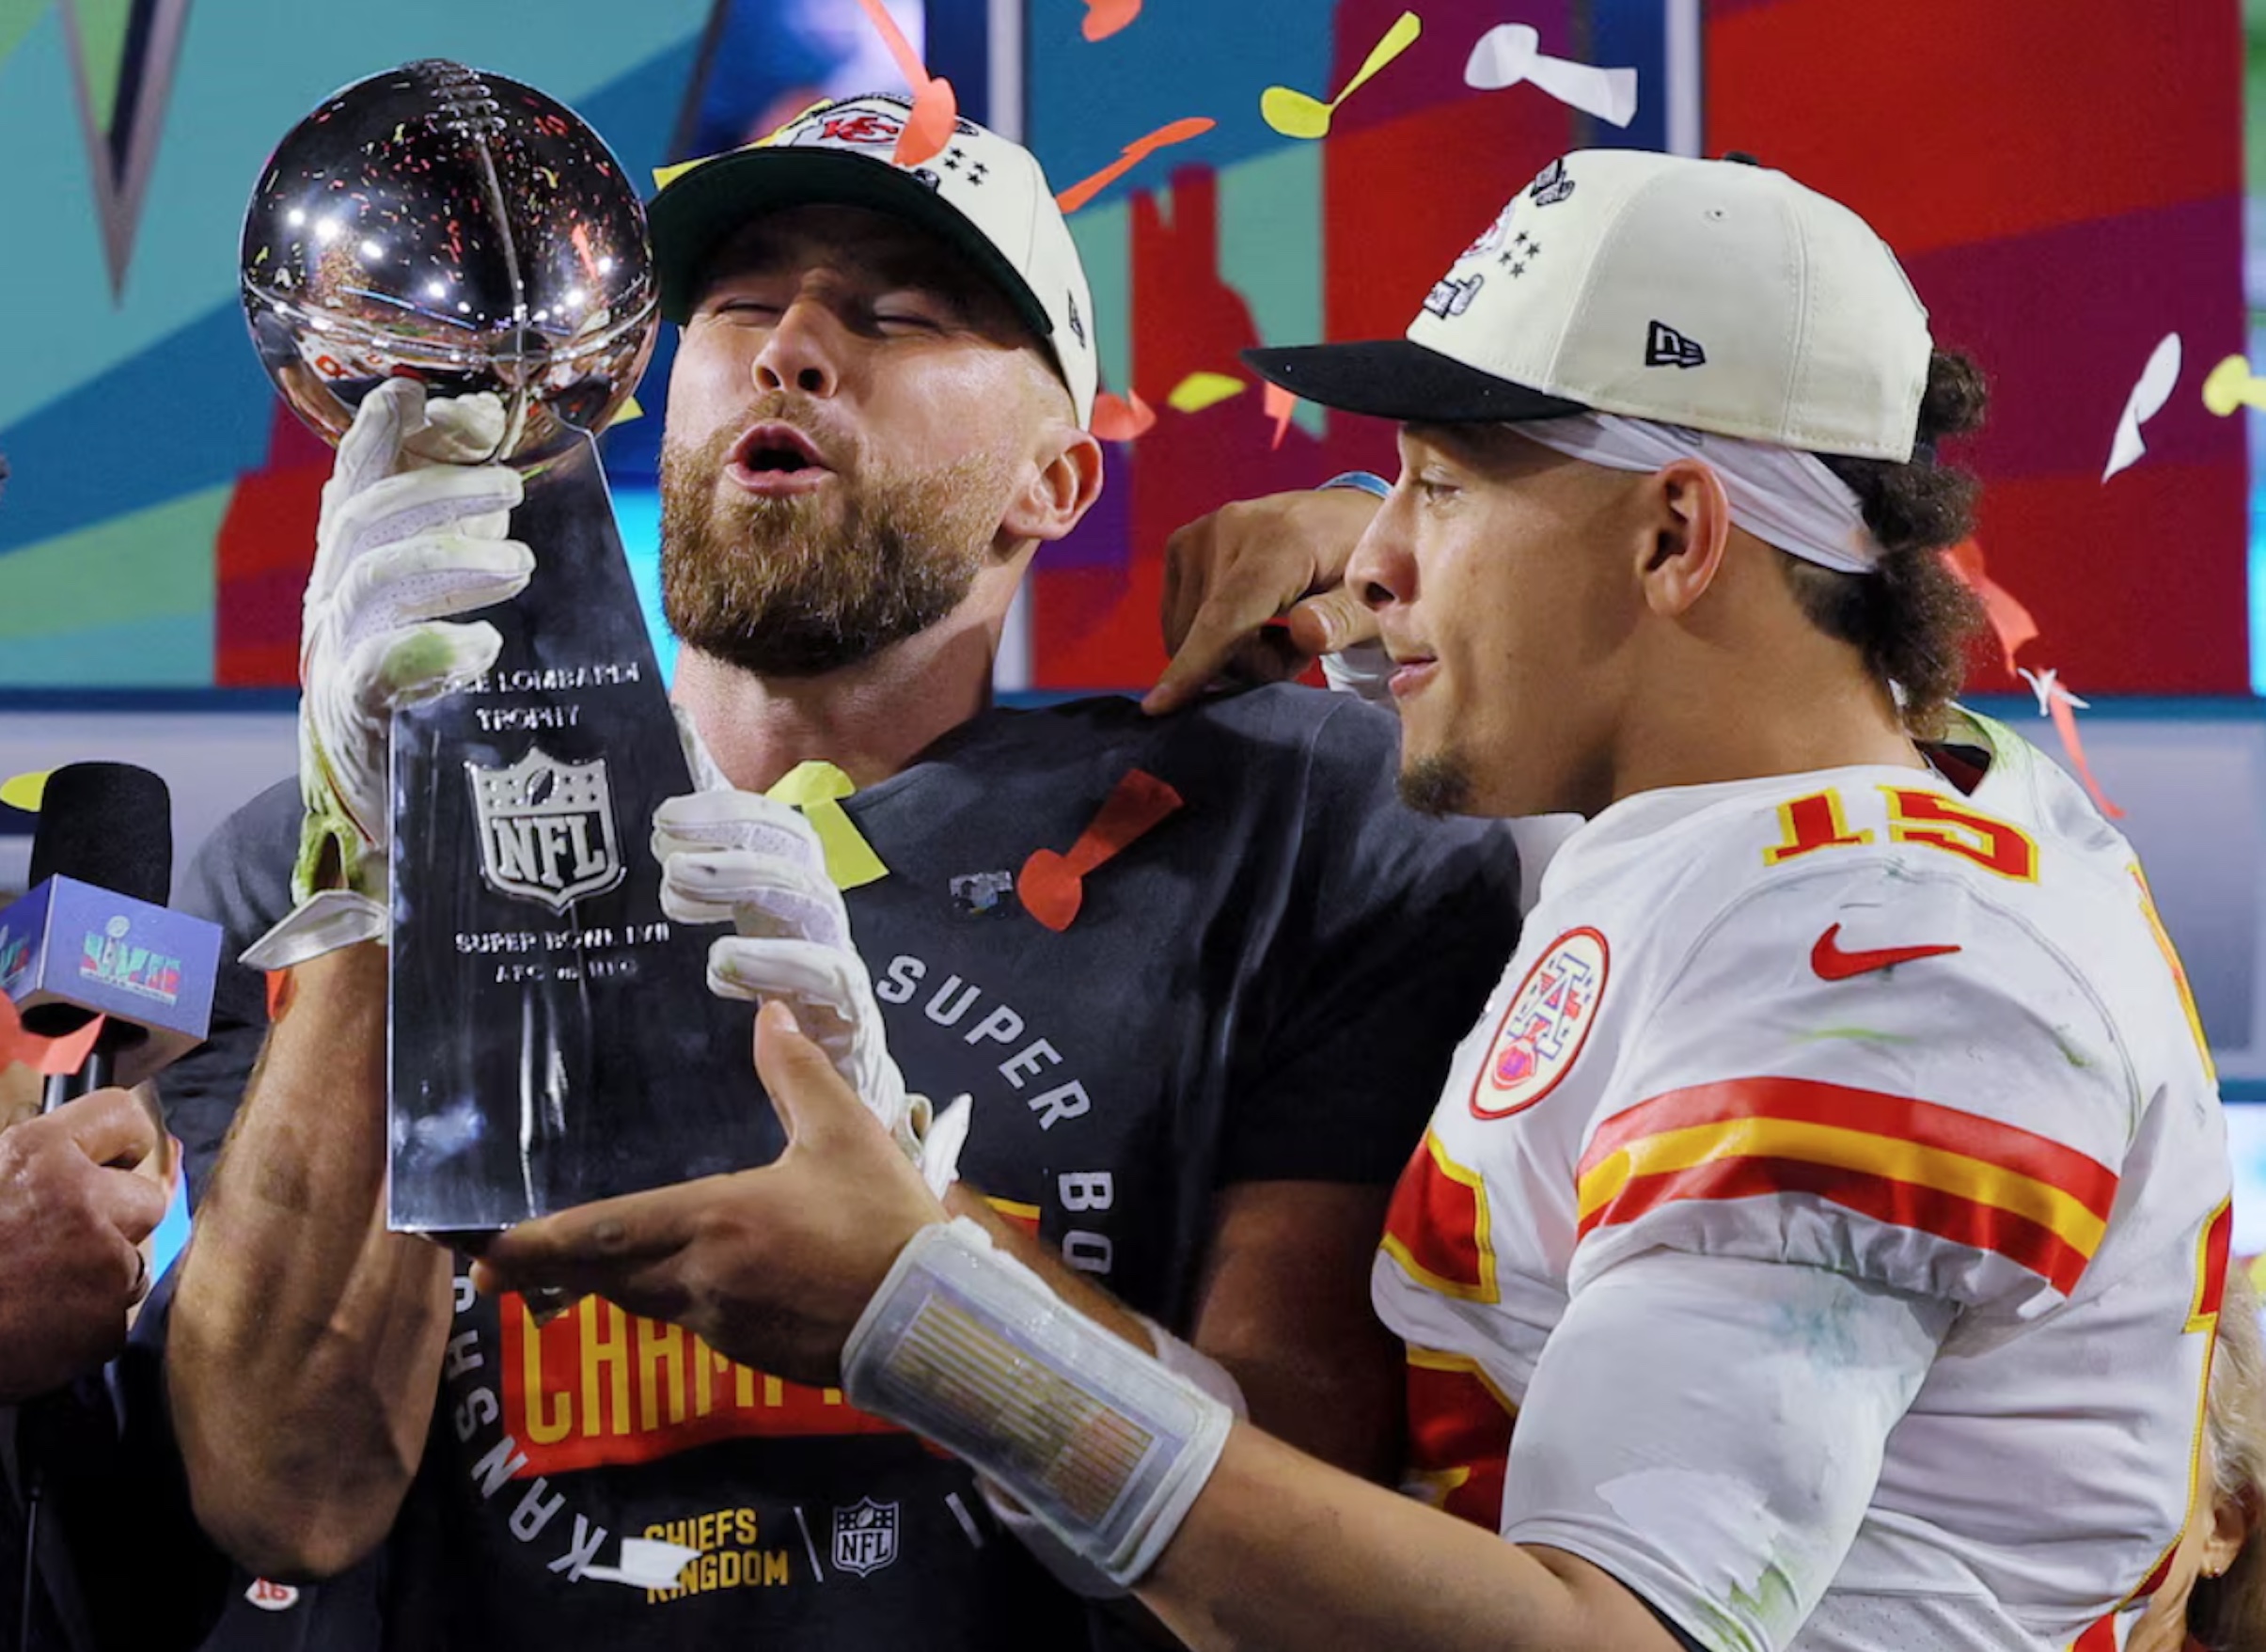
651 784 968 1195
244 380 534 970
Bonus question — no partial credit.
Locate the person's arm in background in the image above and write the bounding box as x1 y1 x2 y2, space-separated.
1144 479 1386 715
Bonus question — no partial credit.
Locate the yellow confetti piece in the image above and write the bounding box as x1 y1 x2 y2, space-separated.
604 395 644 431
1167 372 1247 415
1262 10 1423 140
764 763 889 889
1 771 50 812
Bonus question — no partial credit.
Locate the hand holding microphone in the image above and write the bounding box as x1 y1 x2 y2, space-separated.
0 1086 167 1403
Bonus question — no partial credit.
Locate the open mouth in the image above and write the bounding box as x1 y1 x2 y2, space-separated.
728 422 833 493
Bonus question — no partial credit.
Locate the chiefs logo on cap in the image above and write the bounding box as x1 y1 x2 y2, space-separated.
817 112 902 145
1471 927 1608 1119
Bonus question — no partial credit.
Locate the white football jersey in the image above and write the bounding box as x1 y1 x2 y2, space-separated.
1375 713 2230 1652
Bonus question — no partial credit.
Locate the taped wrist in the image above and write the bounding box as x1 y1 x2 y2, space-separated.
842 1219 1232 1587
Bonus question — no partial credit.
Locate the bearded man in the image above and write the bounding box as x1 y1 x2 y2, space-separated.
156 97 1519 1650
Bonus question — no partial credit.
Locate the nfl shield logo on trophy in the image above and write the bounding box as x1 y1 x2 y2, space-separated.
467 747 626 913
832 1497 900 1577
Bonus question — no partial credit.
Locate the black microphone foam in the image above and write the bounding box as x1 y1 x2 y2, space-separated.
26 762 173 906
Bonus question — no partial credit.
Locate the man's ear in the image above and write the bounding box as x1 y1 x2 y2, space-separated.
1002 424 1105 544
1637 456 1732 619
2201 1483 2254 1581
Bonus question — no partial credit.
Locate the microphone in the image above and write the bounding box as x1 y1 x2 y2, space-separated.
0 763 223 1108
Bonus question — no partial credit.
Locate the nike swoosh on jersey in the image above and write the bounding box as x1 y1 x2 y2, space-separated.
1810 923 1963 981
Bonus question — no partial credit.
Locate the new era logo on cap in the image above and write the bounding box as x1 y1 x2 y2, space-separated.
1241 149 1932 460
649 94 1100 427
1644 321 1706 370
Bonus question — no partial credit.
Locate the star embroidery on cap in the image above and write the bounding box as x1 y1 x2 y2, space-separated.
942 147 964 167
1497 232 1538 271
967 161 988 184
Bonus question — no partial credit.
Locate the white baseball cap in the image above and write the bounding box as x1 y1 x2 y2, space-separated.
650 93 1099 428
1245 149 1932 461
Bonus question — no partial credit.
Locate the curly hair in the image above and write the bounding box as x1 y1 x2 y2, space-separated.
1779 349 1991 736
2189 1267 2266 1651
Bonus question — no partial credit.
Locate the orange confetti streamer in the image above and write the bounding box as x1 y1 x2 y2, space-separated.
843 0 958 166
1944 538 2038 676
1056 118 1218 214
1264 382 1298 450
1090 389 1157 443
895 76 958 167
39 1014 105 1078
1082 0 1141 41
2027 672 2123 821
0 990 34 1072
2048 684 2112 820
851 0 929 87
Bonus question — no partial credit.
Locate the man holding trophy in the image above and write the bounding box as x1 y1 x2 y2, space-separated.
162 72 1518 1648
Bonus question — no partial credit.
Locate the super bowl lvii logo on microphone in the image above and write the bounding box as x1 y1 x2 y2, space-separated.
467 747 625 913
79 914 185 1005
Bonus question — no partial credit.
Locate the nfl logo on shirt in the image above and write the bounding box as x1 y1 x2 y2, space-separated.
832 1497 900 1577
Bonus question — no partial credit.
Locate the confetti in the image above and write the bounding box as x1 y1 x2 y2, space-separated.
1082 0 1141 42
1090 389 1157 443
581 1538 704 1591
1262 11 1424 141
1167 372 1246 414
2202 354 2265 417
0 770 49 811
1463 24 1638 127
2020 668 2123 819
1055 118 1217 214
39 1015 106 1078
1943 539 2038 676
847 0 958 166
1264 382 1298 449
2102 332 2180 482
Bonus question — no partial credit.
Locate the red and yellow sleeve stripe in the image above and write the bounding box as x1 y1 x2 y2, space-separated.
1575 1078 2119 1297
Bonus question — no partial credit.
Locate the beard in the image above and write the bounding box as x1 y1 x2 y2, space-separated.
660 415 1013 677
1398 751 1474 817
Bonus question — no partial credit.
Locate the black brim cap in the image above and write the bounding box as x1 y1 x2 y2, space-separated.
1241 339 1587 424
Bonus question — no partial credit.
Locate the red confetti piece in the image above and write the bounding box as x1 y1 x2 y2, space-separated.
1264 382 1298 450
39 1015 105 1078
1090 389 1157 442
896 76 958 168
1055 118 1217 214
0 989 34 1070
1944 538 2038 676
1082 0 1141 41
1017 769 1184 933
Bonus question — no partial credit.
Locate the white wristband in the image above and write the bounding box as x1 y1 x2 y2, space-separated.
979 1311 1247 1598
842 1219 1233 1587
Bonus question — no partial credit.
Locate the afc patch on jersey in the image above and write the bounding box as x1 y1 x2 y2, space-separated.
1471 926 1608 1119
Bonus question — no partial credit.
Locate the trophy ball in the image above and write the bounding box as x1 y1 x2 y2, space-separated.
241 59 656 470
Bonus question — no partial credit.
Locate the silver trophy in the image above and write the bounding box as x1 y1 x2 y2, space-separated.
241 62 779 1230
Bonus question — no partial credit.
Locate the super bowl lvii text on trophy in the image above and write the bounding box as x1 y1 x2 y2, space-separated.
241 60 781 1230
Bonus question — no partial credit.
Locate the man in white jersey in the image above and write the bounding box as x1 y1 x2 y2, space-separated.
469 149 2233 1652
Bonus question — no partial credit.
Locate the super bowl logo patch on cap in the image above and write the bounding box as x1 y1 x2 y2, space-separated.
1471 927 1608 1120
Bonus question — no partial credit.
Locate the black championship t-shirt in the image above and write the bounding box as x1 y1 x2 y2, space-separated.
164 687 1521 1651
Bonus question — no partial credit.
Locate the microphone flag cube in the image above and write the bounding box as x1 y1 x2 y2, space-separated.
0 876 223 1085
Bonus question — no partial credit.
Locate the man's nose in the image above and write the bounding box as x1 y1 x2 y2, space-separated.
1345 487 1414 612
752 299 842 399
